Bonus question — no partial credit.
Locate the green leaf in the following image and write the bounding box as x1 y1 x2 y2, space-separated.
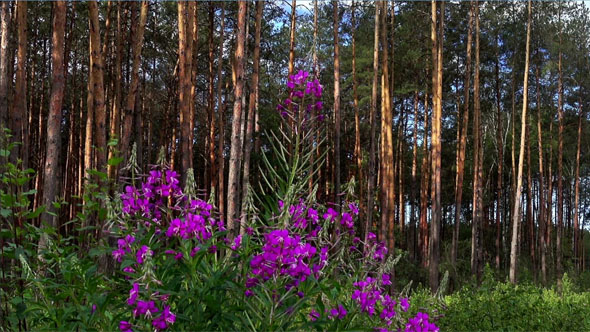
0 149 9 157
108 156 124 166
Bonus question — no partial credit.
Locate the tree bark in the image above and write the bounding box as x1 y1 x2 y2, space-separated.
509 0 532 284
333 0 341 211
0 1 8 126
573 99 583 271
420 93 430 268
89 0 107 173
207 2 216 196
216 4 226 222
471 0 482 279
535 62 547 285
40 0 67 231
556 4 564 284
453 0 474 269
352 1 363 222
366 1 380 246
177 1 194 183
429 0 444 292
12 0 27 165
226 0 247 235
240 0 263 235
495 32 503 271
107 2 124 180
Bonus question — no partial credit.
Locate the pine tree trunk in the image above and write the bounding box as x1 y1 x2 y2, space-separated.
410 91 419 261
573 100 582 271
509 0 532 284
471 0 482 279
453 0 473 269
177 1 194 183
366 1 380 246
556 6 564 284
216 4 226 222
108 2 123 180
420 93 430 268
429 0 444 291
240 0 263 235
40 0 67 233
226 1 247 235
535 63 547 285
495 33 503 271
12 0 27 165
0 1 8 125
89 0 107 173
207 2 216 197
380 0 394 249
352 1 363 223
333 0 341 212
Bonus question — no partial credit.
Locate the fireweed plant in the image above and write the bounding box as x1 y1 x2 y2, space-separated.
109 70 439 331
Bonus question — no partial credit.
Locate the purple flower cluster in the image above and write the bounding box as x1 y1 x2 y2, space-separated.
121 170 182 221
247 229 327 294
404 312 439 332
121 282 176 331
351 275 411 328
112 235 136 263
277 69 324 122
366 232 388 261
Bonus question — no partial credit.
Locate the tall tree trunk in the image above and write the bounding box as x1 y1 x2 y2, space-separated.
526 104 534 271
240 0 263 235
226 0 247 235
471 0 482 279
535 63 547 285
177 1 194 183
429 0 444 292
333 0 341 211
0 1 8 125
420 93 430 268
207 2 216 196
453 0 474 269
12 0 26 165
509 0 532 284
556 5 564 284
108 2 123 180
89 0 107 173
40 0 67 233
495 33 504 270
288 0 296 77
366 1 380 245
380 0 394 249
573 99 582 270
352 1 363 222
410 91 419 261
216 4 226 222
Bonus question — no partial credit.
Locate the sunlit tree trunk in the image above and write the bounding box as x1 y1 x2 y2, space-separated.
366 1 380 246
380 0 394 249
453 0 473 269
0 1 8 125
226 0 247 235
429 0 443 291
509 0 532 285
526 105 534 272
240 0 263 235
410 91 419 261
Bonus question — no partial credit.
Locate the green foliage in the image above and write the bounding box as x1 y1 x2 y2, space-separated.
440 275 590 331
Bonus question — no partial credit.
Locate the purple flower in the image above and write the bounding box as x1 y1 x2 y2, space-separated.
231 235 242 251
309 308 320 321
400 297 410 312
152 305 176 330
119 321 133 332
136 245 151 264
128 283 140 306
133 300 159 318
405 312 439 332
348 203 359 215
245 289 254 297
329 304 347 320
382 274 392 286
112 248 126 263
323 208 338 222
91 304 97 314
